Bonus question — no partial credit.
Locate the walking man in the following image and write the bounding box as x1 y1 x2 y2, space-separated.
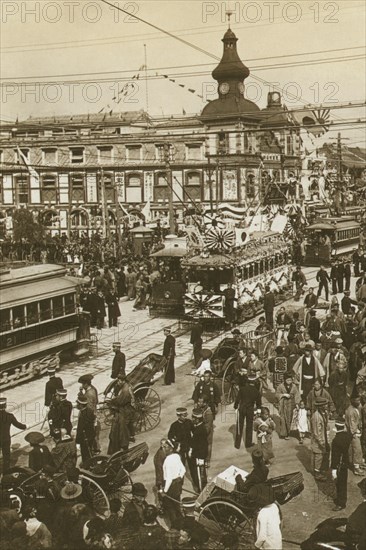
234 372 262 449
316 266 330 301
75 395 95 465
310 397 330 481
331 418 352 511
48 388 73 436
163 327 176 385
78 374 100 453
263 286 275 328
189 409 208 493
0 396 27 473
168 407 193 465
330 261 338 295
44 367 63 408
111 342 126 379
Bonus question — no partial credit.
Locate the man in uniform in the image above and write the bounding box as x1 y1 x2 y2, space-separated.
163 328 176 385
331 417 352 511
168 407 193 465
188 409 208 493
44 367 63 408
0 396 27 473
234 372 261 449
310 396 330 481
75 395 95 465
78 374 100 453
48 388 73 437
196 396 214 464
192 370 221 418
111 342 126 379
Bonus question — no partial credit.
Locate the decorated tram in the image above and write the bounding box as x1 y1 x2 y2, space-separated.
303 216 361 266
181 229 292 325
0 264 89 389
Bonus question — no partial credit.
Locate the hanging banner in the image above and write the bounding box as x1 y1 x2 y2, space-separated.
86 173 98 203
115 172 125 202
144 171 154 202
222 169 238 201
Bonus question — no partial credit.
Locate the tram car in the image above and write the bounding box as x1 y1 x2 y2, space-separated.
0 264 89 389
149 235 187 317
303 216 361 266
182 231 292 326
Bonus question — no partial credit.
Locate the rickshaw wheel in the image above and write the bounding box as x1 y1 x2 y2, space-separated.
80 474 111 518
133 385 161 433
198 497 255 549
263 339 275 361
221 358 239 405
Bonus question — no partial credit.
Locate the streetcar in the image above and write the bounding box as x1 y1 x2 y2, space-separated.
181 231 292 326
0 264 89 389
303 216 361 266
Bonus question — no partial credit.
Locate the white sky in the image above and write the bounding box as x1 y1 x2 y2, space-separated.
1 0 365 145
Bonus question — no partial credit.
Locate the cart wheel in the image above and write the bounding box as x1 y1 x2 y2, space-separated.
198 498 255 549
80 474 110 518
263 339 274 361
107 468 133 513
133 385 161 433
221 358 239 405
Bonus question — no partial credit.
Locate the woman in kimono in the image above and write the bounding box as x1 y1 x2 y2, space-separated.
276 372 300 439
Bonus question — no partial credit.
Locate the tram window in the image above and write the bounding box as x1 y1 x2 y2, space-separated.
13 306 25 328
53 296 64 318
0 309 11 332
26 302 39 325
65 294 75 314
40 299 52 321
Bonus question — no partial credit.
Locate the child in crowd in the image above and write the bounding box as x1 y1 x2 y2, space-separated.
291 400 309 444
253 407 275 464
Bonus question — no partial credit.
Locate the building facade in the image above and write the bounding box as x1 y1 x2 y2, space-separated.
0 27 301 237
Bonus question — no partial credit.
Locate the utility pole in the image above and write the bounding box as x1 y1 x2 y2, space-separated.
164 143 175 234
207 153 213 213
100 168 110 239
114 178 122 258
335 132 343 212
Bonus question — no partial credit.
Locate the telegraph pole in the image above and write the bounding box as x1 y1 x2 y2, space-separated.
335 132 344 211
100 168 110 239
114 179 122 258
164 143 175 234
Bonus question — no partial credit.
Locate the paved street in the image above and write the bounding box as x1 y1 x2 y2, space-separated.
3 267 363 548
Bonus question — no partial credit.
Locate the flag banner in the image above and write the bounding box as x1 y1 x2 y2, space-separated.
17 146 40 203
222 170 238 201
143 171 154 202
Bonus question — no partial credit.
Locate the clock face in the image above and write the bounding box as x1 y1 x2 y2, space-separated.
219 82 230 95
238 83 245 95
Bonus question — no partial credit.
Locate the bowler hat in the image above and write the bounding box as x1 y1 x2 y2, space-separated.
304 344 313 351
25 432 45 445
132 482 147 497
60 481 82 500
78 374 93 384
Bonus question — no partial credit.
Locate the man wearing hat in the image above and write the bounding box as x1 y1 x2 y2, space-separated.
107 374 135 454
331 417 352 510
111 342 126 380
293 344 325 400
168 408 193 465
78 374 100 453
122 482 148 529
345 397 365 476
51 428 77 473
323 339 349 384
188 409 208 493
234 372 262 449
25 431 53 472
75 395 95 464
0 396 27 473
180 497 210 547
161 439 186 528
48 388 73 437
192 370 220 418
44 367 63 408
276 372 300 439
163 328 176 385
310 396 330 481
341 290 358 315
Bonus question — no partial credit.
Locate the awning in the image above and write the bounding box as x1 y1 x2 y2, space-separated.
1 277 77 308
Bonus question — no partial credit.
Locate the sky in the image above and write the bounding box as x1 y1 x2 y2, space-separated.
1 0 365 145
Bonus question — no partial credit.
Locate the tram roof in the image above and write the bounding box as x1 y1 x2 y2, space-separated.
0 264 67 287
0 276 77 308
182 254 237 268
306 218 360 231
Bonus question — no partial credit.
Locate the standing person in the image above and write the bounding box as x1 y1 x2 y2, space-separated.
188 409 208 493
304 287 318 326
292 266 307 301
153 439 168 507
122 483 148 529
275 307 292 346
337 259 345 294
162 327 176 386
44 367 63 408
276 373 300 440
310 397 330 481
168 407 193 465
328 358 349 416
25 432 53 472
75 396 95 465
78 374 100 453
48 388 73 437
111 342 126 379
133 274 147 311
341 290 358 315
330 261 338 295
126 267 137 300
253 407 275 464
316 266 330 301
223 283 236 326
160 439 186 529
308 310 321 343
307 379 335 416
331 418 352 511
263 286 275 328
0 396 27 473
234 372 262 449
107 374 135 454
345 397 365 475
190 323 203 366
292 399 309 444
106 290 120 328
95 291 106 330
293 344 325 400
196 396 214 464
192 370 221 418
253 491 282 550
344 258 352 291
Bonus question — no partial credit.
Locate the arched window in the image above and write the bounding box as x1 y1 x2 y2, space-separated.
71 210 88 227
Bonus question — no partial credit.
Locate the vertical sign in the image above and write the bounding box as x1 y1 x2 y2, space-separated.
86 172 98 203
222 169 238 201
59 174 69 204
144 171 154 202
115 172 125 203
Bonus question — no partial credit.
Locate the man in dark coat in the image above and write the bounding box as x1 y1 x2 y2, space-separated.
190 323 203 366
111 342 126 379
330 261 338 295
75 396 95 464
234 373 262 449
341 291 358 315
263 286 275 328
292 266 307 301
48 388 73 436
168 408 193 465
223 283 236 325
0 397 27 473
25 431 54 472
188 409 208 493
337 260 345 294
308 310 321 343
107 375 135 454
192 371 221 417
122 482 148 529
163 327 176 385
331 418 352 511
316 266 330 301
106 291 120 328
44 367 63 407
344 259 352 291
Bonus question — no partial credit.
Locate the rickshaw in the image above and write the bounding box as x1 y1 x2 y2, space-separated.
100 353 165 433
195 467 304 549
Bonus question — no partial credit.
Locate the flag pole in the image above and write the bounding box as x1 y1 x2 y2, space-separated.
144 44 149 115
